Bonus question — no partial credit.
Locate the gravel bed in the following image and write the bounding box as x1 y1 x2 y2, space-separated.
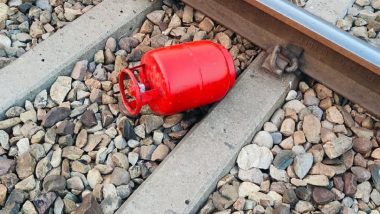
290 0 380 48
336 0 380 47
199 77 380 214
0 1 259 213
0 0 102 68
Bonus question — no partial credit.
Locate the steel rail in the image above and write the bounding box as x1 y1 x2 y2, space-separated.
251 0 380 75
183 0 380 118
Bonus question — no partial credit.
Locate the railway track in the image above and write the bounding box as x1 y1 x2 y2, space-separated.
184 0 380 118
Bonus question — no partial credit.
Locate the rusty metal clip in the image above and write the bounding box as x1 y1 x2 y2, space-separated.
262 44 303 76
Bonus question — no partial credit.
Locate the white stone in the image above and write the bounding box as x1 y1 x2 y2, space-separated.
0 130 9 150
283 100 306 113
87 169 103 189
114 135 127 150
127 139 140 148
263 122 277 132
238 182 260 198
153 131 164 144
252 131 273 148
128 152 139 166
0 3 9 30
50 76 72 104
0 34 11 49
17 138 30 155
51 148 62 168
285 90 297 101
269 165 289 182
237 144 273 170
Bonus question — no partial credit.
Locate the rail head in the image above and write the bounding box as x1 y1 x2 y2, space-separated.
247 0 380 76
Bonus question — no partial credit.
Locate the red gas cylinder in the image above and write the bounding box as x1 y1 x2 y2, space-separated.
119 40 236 116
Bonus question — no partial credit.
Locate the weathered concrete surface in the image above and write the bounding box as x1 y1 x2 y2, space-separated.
0 0 161 118
305 0 355 24
117 53 298 214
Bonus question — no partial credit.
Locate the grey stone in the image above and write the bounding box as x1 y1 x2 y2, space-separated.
271 132 282 145
42 107 70 128
369 164 380 191
111 167 130 186
33 192 57 214
273 150 295 170
140 115 164 134
67 176 84 191
101 183 122 214
42 175 66 192
271 109 285 128
323 134 352 159
0 158 15 176
293 153 313 179
117 185 132 199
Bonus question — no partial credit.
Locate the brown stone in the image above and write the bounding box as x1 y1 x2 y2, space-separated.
42 107 70 128
308 144 324 163
353 137 372 155
351 166 371 182
62 146 84 160
372 148 380 159
16 152 36 179
302 114 321 143
215 32 232 49
80 110 97 128
323 134 352 159
75 194 102 214
351 126 374 140
273 204 291 214
320 127 336 143
293 131 306 145
56 120 74 135
314 83 333 99
342 149 354 168
326 106 344 124
319 98 333 110
71 60 88 81
0 184 6 206
337 106 355 127
333 176 344 192
283 189 299 207
199 17 214 32
343 173 357 196
295 186 312 201
1 173 19 192
270 182 287 195
75 129 88 148
101 110 113 127
0 158 15 176
310 162 335 178
354 153 367 168
312 187 335 205
89 88 102 103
